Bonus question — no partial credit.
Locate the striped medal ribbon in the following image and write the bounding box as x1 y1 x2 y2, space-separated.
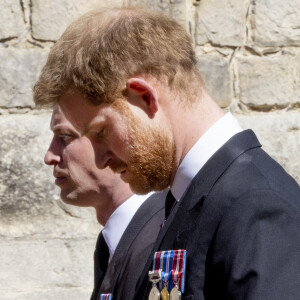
98 294 113 300
150 250 186 300
159 250 173 300
170 250 186 300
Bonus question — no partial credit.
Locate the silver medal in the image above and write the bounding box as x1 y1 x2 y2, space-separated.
149 286 161 300
148 270 162 300
170 282 181 300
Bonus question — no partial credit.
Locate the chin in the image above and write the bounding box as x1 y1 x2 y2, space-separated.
128 173 168 195
60 191 94 207
60 191 80 206
128 179 152 195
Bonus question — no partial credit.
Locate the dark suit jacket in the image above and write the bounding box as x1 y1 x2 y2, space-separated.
91 191 166 300
135 130 300 300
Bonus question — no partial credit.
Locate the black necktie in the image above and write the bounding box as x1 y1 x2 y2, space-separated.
165 190 177 220
92 232 110 300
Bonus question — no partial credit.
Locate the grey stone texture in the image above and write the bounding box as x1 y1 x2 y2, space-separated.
197 52 232 107
0 0 24 40
127 0 191 29
127 0 169 11
195 0 249 46
252 0 300 47
0 0 300 299
0 113 100 299
0 239 95 300
31 0 125 41
0 49 48 108
237 51 300 109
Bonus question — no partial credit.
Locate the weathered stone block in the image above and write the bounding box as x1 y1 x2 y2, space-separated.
0 0 24 40
195 0 248 46
127 0 168 11
237 53 300 109
237 113 300 184
253 0 300 47
0 239 95 300
169 0 188 30
3 289 91 300
0 49 48 108
31 0 124 41
0 113 99 238
128 0 189 29
197 53 232 107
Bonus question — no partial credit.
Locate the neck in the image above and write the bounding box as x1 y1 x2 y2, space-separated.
93 186 133 226
166 88 224 184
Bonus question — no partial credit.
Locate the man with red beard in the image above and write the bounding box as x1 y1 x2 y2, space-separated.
34 7 300 300
43 104 166 300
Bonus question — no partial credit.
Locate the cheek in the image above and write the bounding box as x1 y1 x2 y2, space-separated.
110 131 131 160
64 143 93 168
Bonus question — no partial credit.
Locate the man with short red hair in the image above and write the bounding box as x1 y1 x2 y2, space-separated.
34 7 300 300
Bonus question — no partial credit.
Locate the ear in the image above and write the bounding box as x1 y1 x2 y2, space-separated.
125 78 159 118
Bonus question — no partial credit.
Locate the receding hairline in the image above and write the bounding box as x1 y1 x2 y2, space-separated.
33 6 202 109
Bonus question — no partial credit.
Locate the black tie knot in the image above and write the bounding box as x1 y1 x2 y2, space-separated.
165 190 176 220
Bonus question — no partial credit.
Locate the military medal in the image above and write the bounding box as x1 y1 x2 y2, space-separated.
170 281 181 300
170 250 186 300
160 282 170 300
159 250 173 300
149 250 186 300
148 270 162 300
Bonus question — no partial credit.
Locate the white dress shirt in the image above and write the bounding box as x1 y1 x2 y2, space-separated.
171 112 242 201
102 192 153 260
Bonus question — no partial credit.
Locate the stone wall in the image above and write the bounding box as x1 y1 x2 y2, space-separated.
0 1 299 299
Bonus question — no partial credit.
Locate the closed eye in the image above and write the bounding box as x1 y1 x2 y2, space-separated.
97 127 107 139
58 134 74 144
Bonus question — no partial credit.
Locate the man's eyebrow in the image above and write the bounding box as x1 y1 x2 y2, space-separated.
51 124 76 134
83 117 105 135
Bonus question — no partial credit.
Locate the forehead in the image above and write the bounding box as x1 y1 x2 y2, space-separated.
51 106 69 127
50 105 80 136
57 89 128 133
58 89 99 129
58 90 103 132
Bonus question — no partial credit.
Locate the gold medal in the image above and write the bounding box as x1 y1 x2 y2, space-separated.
148 270 162 300
160 283 169 300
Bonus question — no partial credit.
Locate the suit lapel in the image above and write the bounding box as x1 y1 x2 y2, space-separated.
185 129 261 210
99 191 166 294
135 130 261 298
162 129 261 245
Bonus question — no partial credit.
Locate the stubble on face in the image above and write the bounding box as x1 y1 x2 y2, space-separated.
109 100 175 194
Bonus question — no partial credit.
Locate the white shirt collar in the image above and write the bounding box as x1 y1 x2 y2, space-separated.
101 192 153 259
171 113 242 201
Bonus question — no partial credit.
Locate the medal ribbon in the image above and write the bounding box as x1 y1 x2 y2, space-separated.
98 294 113 300
171 249 186 293
152 250 175 291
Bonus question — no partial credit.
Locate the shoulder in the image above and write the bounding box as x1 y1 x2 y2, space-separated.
136 190 166 218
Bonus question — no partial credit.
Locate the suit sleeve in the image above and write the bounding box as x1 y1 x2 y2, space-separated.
209 189 300 300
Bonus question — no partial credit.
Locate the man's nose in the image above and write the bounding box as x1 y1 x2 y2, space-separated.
44 140 61 165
